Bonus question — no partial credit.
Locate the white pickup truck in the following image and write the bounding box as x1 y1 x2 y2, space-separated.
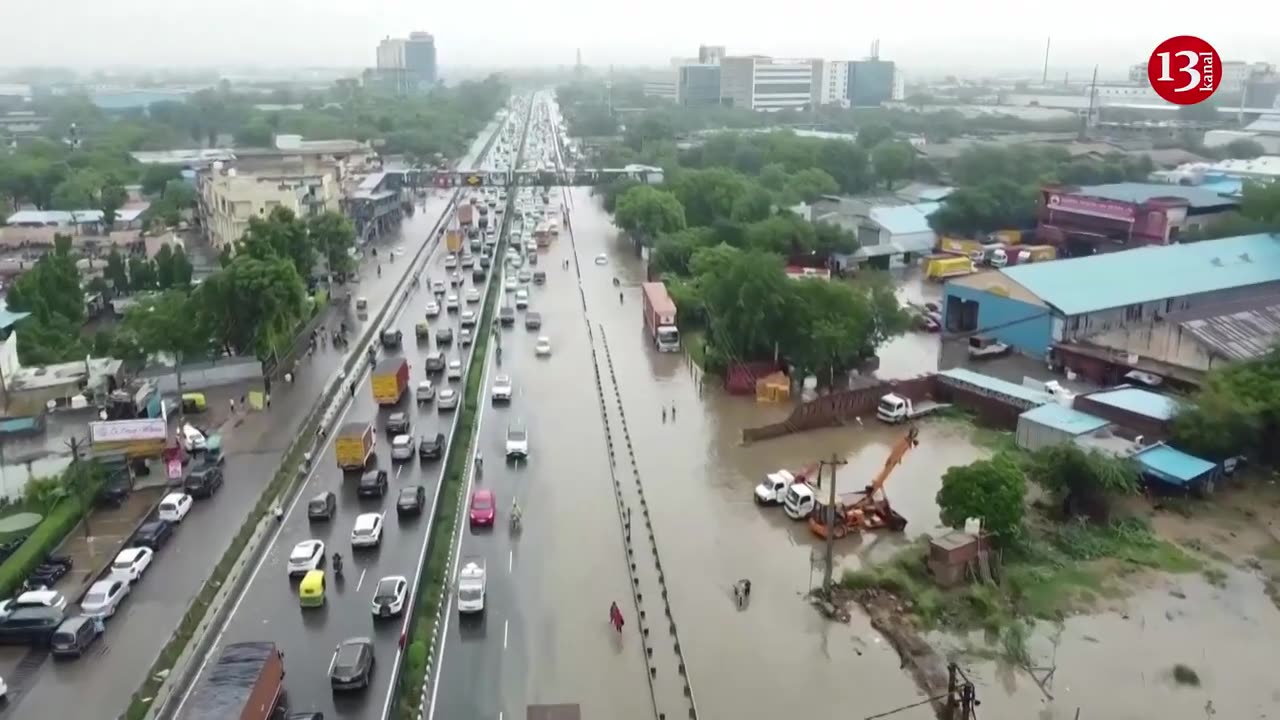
457 558 486 614
876 394 950 424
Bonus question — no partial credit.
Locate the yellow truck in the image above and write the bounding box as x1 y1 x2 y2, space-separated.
371 357 410 405
926 255 976 281
446 229 463 254
335 421 375 469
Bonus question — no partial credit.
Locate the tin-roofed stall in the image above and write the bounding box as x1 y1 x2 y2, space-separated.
1133 443 1220 496
1015 404 1110 452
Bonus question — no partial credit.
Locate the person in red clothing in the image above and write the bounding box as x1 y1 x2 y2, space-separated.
609 601 624 633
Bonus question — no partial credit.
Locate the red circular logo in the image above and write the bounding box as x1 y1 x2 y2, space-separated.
1147 36 1222 105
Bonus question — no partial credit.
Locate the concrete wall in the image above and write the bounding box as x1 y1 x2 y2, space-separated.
1086 321 1227 374
138 356 263 394
943 284 1055 358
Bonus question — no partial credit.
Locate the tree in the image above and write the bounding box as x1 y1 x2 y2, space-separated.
871 142 915 189
856 123 894 149
785 168 839 203
49 169 100 210
670 168 748 227
61 452 104 538
1177 100 1220 123
235 119 275 147
121 291 214 411
929 180 1040 237
141 164 182 195
238 206 315 279
816 140 871 194
811 221 860 256
172 245 194 287
649 227 717 277
194 254 308 358
104 248 129 290
730 184 774 223
1171 349 1280 464
744 214 815 255
1224 138 1266 160
613 186 687 244
307 211 357 278
99 182 127 229
936 454 1026 542
154 244 176 289
128 255 157 291
1027 444 1139 521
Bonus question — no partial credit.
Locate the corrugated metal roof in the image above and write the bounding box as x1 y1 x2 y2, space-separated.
6 206 148 225
0 307 30 329
1243 115 1280 134
938 368 1054 406
1180 302 1280 361
1020 403 1110 435
870 202 941 235
1076 182 1238 208
1135 443 1216 485
1085 386 1181 420
1001 234 1280 315
357 172 387 191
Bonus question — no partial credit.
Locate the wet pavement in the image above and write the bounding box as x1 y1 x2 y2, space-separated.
170 116 518 720
0 124 503 720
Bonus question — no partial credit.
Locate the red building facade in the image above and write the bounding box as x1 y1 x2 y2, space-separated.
1034 186 1192 257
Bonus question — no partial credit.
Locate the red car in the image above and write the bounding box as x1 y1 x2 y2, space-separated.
469 489 496 527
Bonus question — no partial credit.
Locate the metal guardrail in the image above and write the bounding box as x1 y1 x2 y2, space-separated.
140 113 514 720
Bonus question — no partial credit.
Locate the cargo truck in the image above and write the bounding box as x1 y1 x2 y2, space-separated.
446 229 463 254
458 204 475 228
925 255 976 281
371 357 410 405
178 641 285 720
641 282 680 352
336 421 376 469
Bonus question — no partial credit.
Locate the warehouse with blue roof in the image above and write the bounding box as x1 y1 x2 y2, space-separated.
941 233 1280 384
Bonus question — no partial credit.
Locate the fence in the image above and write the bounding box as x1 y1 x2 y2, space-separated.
742 376 936 443
137 357 264 395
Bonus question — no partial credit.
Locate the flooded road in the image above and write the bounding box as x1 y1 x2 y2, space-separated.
563 188 1000 718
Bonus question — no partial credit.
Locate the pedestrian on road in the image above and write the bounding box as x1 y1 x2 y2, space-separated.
229 398 236 414
349 381 356 398
92 615 105 636
671 403 676 420
609 602 624 633
273 504 284 522
265 393 272 410
661 408 667 423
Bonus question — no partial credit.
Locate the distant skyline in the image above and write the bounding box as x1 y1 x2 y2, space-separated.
1 0 1274 78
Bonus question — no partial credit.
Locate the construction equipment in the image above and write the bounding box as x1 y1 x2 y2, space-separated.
806 426 920 539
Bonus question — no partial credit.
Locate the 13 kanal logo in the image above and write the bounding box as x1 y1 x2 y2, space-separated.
1147 36 1222 105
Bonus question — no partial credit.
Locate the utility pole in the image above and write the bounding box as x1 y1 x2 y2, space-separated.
818 453 847 594
64 435 93 538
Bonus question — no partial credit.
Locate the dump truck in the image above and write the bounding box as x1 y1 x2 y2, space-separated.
336 421 376 469
925 255 976 281
641 282 680 352
458 204 475 228
178 641 285 720
372 357 410 405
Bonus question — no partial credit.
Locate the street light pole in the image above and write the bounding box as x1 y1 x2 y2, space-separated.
818 453 847 595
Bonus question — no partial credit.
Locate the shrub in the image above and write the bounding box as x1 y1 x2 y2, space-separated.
0 498 84 598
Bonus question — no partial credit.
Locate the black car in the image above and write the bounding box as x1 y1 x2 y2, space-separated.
386 412 411 435
418 432 445 460
436 328 454 346
357 470 388 498
184 466 224 499
397 486 426 516
0 606 65 646
132 520 174 550
330 637 375 691
499 306 515 326
97 475 132 508
307 491 337 521
472 267 486 283
479 255 492 269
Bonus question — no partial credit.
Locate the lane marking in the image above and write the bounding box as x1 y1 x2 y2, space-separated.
503 619 509 650
396 464 403 479
356 568 367 592
508 550 513 573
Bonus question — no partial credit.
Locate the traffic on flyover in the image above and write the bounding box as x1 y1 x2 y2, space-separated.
168 100 532 719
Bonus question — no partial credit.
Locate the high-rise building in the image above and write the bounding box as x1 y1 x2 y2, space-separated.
848 59 896 107
698 45 726 65
719 55 820 112
678 64 722 107
819 60 851 106
373 33 436 94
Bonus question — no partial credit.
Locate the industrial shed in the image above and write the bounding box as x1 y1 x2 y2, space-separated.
1016 403 1111 452
1133 443 1220 495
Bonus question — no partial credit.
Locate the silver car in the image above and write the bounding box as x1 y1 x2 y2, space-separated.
390 434 416 461
81 578 130 619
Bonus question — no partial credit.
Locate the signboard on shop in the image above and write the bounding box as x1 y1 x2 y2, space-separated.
90 418 168 456
1046 193 1136 223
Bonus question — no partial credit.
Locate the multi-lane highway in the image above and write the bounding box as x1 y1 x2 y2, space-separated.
0 118 516 720
171 100 532 719
428 93 653 720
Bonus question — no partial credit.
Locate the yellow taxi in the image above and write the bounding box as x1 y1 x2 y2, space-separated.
299 569 325 607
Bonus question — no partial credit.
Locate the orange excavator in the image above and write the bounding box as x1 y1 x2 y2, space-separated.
808 426 920 539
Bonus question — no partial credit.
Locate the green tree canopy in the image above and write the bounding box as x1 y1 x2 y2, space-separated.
936 454 1027 542
613 186 687 244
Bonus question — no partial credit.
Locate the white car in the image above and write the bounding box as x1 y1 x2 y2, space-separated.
594 253 608 265
514 290 529 309
526 241 538 254
432 281 447 296
14 589 68 612
491 374 513 402
535 336 553 357
504 277 518 291
517 270 533 284
81 578 130 619
180 424 206 452
158 492 193 523
459 328 473 346
444 254 458 269
447 358 463 380
416 380 435 402
460 310 477 327
437 388 459 410
109 546 154 583
371 575 409 618
425 301 441 317
457 560 487 614
351 513 385 548
446 294 460 311
505 423 530 458
287 540 326 576
465 288 481 304
390 434 416 461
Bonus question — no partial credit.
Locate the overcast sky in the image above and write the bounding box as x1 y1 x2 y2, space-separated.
1 0 1274 77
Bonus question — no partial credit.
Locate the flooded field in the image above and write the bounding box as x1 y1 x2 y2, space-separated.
567 192 1280 720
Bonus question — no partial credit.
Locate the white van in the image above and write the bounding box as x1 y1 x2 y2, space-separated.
180 424 206 452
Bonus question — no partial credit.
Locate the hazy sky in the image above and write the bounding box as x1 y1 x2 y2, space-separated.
1 0 1274 76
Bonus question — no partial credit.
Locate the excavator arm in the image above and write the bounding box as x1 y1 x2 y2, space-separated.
865 426 920 501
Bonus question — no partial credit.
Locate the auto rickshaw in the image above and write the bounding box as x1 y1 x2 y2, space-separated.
299 569 326 607
181 393 207 413
203 433 224 466
415 322 430 340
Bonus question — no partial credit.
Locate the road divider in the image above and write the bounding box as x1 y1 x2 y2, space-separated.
121 114 510 720
395 95 535 720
